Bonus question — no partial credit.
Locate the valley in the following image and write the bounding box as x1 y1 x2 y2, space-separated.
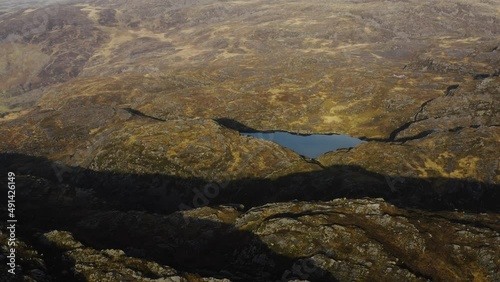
0 0 499 281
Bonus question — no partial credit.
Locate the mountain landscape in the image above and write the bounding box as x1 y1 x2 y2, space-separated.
0 0 499 281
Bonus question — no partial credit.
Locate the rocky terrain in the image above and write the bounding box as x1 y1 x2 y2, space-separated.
0 0 499 281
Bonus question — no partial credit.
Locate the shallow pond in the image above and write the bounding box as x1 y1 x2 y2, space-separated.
242 131 365 158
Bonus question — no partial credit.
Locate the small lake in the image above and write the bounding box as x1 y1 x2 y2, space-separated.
242 131 366 158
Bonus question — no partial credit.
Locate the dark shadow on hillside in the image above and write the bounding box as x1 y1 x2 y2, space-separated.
214 117 261 133
122 107 166 121
2 153 498 214
3 175 338 281
1 152 499 280
74 214 338 281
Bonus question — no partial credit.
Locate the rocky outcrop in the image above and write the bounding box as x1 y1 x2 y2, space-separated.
76 198 500 281
235 199 500 281
40 231 230 282
0 225 51 282
3 181 499 282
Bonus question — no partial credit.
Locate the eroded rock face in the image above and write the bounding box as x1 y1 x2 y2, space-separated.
75 199 500 281
235 199 500 281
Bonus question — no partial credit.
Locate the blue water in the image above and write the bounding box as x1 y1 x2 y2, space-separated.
242 131 365 158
